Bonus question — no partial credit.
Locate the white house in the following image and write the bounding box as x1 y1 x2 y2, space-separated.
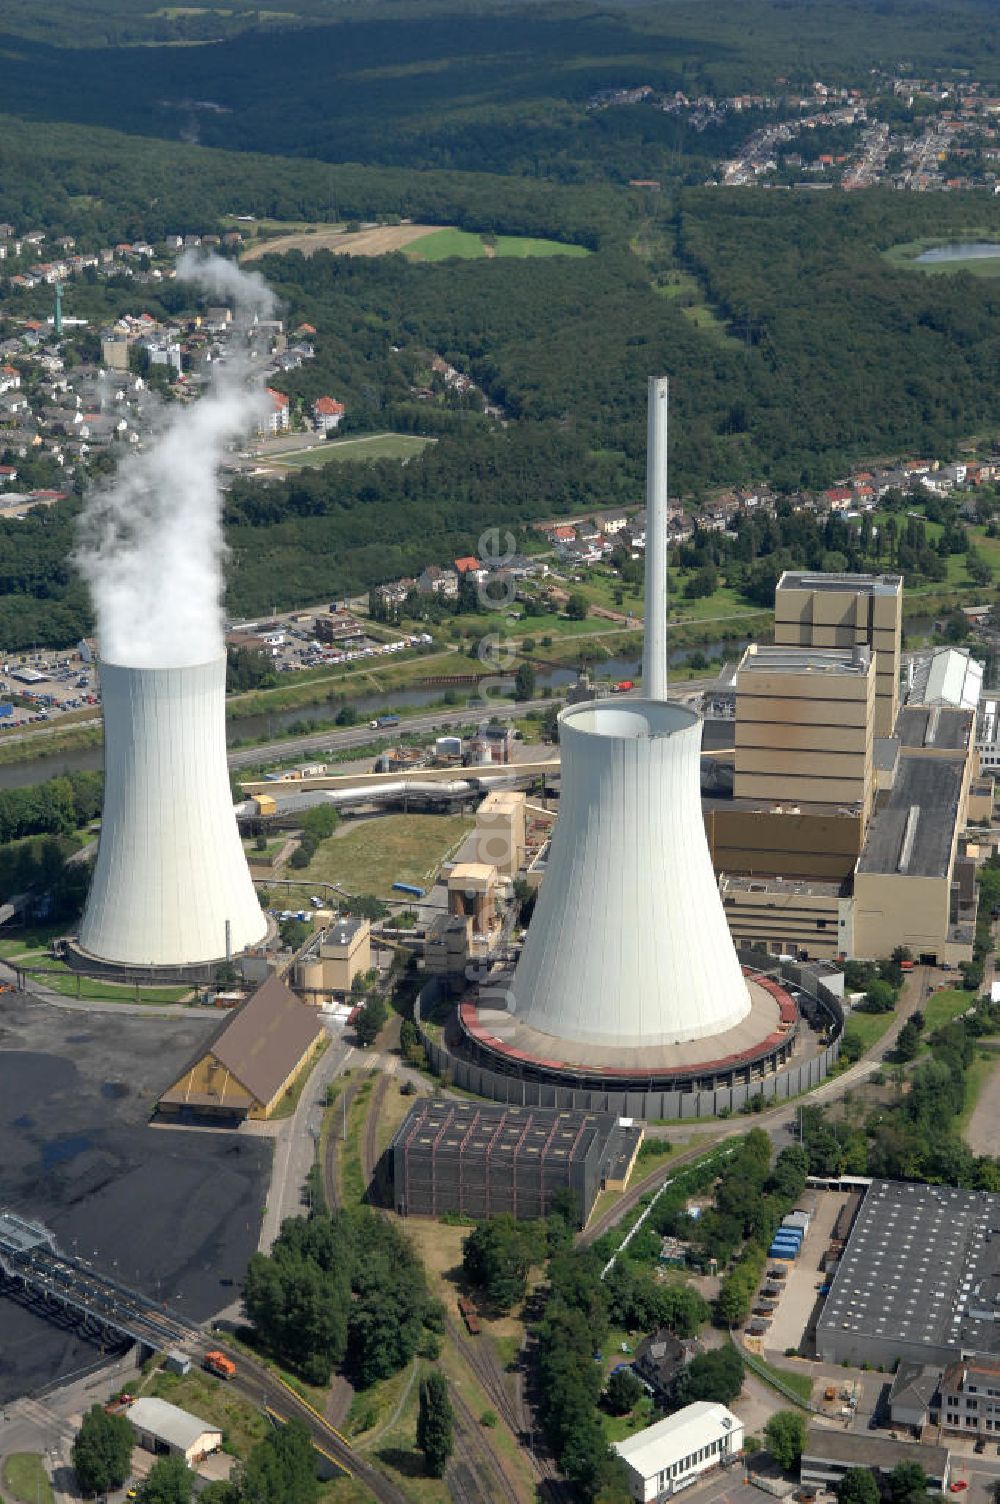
260 387 290 434
313 395 345 434
613 1402 743 1502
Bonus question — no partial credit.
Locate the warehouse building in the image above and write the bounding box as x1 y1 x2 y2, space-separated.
816 1180 1000 1369
127 1398 222 1465
799 1427 949 1494
157 974 325 1124
390 1100 643 1224
614 1402 743 1502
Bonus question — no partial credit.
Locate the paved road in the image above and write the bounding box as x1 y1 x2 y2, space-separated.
254 1025 356 1254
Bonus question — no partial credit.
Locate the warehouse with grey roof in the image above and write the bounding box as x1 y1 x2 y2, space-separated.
816 1180 1000 1369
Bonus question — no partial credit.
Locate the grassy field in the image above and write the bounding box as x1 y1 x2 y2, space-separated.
923 987 973 1033
841 1007 898 1054
339 1074 373 1206
957 1050 996 1137
1 1454 53 1504
299 812 473 898
407 227 590 261
747 1351 815 1403
12 952 190 1005
267 433 433 467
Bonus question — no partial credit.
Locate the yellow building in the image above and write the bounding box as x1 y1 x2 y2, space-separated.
157 974 325 1123
734 643 876 821
294 916 372 998
774 571 902 737
475 790 526 877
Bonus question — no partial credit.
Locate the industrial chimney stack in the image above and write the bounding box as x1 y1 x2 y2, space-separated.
642 375 669 701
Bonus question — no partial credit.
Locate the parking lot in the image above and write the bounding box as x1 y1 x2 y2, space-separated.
0 647 99 728
763 1189 849 1357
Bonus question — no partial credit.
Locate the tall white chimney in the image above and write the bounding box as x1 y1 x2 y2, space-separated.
642 376 669 701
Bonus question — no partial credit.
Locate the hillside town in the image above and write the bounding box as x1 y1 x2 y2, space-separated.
593 72 1000 193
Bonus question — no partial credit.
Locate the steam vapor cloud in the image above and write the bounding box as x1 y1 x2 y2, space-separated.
76 254 276 669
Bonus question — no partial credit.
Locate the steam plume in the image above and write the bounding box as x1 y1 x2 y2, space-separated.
77 254 276 669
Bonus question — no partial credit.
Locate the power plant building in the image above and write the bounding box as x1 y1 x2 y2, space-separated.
773 571 903 737
435 378 810 1110
734 643 876 820
157 973 324 1124
390 1099 643 1223
78 654 267 970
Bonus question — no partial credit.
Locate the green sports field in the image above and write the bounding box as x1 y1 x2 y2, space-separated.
268 433 434 467
407 228 590 261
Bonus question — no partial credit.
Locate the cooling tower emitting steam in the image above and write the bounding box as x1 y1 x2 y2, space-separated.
77 255 272 969
76 253 275 669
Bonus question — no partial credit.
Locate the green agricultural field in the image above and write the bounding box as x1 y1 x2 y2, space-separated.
268 433 434 467
299 812 473 897
407 227 590 261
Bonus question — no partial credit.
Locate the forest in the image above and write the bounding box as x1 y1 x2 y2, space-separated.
1 0 999 177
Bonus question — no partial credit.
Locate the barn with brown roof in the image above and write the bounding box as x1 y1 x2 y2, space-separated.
157 974 325 1125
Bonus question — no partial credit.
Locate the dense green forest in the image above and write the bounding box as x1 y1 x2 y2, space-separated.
1 0 1000 166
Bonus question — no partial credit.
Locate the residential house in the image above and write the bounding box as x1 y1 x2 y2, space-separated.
633 1328 698 1400
313 396 345 435
454 556 487 582
417 565 459 598
940 1359 1000 1435
260 388 290 435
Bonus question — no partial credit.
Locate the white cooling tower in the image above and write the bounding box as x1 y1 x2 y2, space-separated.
506 373 751 1055
79 654 267 968
509 698 750 1048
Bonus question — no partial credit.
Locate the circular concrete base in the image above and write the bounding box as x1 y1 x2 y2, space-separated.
452 970 798 1093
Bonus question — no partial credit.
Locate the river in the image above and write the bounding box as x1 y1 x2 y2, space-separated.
0 643 748 790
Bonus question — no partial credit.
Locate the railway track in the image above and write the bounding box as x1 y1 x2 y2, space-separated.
362 1071 390 1195
448 1376 522 1504
208 1339 410 1504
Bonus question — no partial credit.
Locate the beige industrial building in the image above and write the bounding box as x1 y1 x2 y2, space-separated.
294 916 372 998
447 862 499 937
710 572 982 965
774 570 902 737
475 789 526 876
734 643 876 820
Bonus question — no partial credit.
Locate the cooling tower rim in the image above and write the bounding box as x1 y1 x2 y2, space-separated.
558 697 699 741
96 650 227 673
